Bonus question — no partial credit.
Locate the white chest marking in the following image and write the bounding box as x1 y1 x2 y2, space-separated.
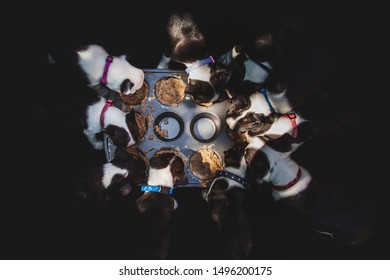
102 163 129 189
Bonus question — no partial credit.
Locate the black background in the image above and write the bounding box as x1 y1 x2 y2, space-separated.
6 0 386 260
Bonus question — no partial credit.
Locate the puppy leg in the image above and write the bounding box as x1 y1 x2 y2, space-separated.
156 53 171 69
83 129 104 150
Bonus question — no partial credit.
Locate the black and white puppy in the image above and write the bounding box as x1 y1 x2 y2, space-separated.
219 31 276 99
49 43 144 96
156 11 227 107
226 108 315 152
76 44 144 95
244 136 373 245
80 87 141 150
76 148 148 205
135 149 188 259
204 142 252 259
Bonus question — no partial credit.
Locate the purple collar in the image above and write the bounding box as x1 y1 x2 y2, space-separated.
100 98 114 128
101 55 114 85
185 56 215 74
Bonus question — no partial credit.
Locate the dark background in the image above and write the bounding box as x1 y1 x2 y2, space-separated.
6 1 386 260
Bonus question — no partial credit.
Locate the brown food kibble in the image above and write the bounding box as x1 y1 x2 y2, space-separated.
155 76 186 106
134 111 147 141
189 148 222 181
153 125 169 138
120 81 149 105
147 113 153 126
148 135 154 140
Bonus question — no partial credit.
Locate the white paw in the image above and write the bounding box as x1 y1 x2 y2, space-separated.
94 141 104 150
157 62 169 69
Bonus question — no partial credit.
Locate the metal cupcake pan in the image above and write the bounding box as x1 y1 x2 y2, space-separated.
104 68 235 186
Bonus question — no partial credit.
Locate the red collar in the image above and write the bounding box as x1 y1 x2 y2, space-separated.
100 99 114 128
272 168 301 191
284 113 298 138
101 55 113 85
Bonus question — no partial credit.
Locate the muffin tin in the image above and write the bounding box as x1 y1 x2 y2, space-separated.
104 68 235 187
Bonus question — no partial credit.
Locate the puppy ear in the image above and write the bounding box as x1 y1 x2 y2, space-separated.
265 133 293 153
126 109 139 141
170 156 188 186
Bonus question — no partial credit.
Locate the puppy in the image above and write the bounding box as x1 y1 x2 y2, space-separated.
135 149 188 259
76 147 148 205
79 86 141 150
156 11 227 107
219 31 276 99
226 109 315 152
244 135 373 245
204 142 252 259
49 43 144 96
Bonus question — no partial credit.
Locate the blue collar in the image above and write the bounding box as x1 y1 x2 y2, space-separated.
215 170 248 188
259 87 275 113
185 56 215 74
140 185 173 195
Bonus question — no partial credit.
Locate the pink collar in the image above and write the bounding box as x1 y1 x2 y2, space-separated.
284 113 298 138
272 168 301 191
100 99 114 128
101 55 114 85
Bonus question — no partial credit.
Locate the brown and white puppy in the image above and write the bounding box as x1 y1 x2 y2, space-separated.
81 92 141 150
135 149 188 259
204 142 252 259
226 109 316 152
156 11 228 107
49 43 144 94
76 44 144 95
76 148 148 205
219 31 276 99
244 136 373 245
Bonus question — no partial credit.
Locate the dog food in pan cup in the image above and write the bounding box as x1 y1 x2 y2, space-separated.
153 111 185 142
119 80 149 106
189 147 223 187
155 76 186 106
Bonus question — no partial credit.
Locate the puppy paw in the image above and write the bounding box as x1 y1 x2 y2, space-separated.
157 54 171 69
157 62 169 69
93 141 104 150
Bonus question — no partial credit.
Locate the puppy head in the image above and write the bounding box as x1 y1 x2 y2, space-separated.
224 53 261 99
234 112 278 136
224 32 275 100
103 109 141 148
185 65 227 106
110 54 145 95
149 151 188 187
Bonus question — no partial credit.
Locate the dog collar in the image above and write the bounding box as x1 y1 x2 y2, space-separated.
272 168 301 191
216 170 248 188
140 185 173 196
259 87 275 113
100 98 114 128
185 56 215 74
284 113 298 138
101 55 114 85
